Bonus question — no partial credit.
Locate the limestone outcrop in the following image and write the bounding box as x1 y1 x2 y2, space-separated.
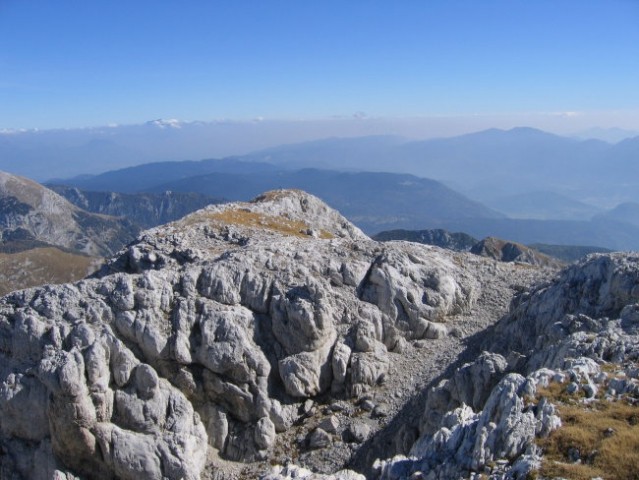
376 253 639 479
10 187 634 479
0 190 495 479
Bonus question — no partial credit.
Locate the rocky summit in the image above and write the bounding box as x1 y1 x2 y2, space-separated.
0 189 637 479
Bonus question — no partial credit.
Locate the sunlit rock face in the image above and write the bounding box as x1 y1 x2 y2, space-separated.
0 189 557 479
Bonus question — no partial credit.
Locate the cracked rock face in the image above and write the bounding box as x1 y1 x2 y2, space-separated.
377 253 639 480
0 190 484 479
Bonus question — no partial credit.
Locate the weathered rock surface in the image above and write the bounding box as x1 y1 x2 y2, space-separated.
0 189 557 479
6 191 608 480
261 464 365 480
376 253 639 479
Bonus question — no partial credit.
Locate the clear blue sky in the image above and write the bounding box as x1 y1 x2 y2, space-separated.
1 0 638 130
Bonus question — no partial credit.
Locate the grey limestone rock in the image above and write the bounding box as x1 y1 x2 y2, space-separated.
0 189 520 478
348 423 372 444
331 341 352 388
261 464 365 480
421 351 509 434
308 428 332 449
377 371 559 479
319 415 340 434
377 253 639 480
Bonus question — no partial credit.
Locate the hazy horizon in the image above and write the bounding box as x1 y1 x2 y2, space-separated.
1 1 638 135
2 113 639 139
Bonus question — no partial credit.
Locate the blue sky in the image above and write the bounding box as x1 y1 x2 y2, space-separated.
1 0 638 131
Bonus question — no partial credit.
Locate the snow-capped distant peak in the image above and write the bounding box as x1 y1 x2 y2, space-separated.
0 128 32 135
146 118 183 129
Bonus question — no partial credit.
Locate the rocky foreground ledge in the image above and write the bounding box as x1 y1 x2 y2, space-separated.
376 252 639 480
0 189 635 479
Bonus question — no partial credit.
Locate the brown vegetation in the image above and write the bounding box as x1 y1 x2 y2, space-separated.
0 247 100 296
197 208 334 239
534 370 639 480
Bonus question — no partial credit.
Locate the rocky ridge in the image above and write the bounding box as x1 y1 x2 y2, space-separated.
0 171 137 257
48 185 222 229
375 229 565 268
469 236 563 268
0 189 551 479
373 229 478 252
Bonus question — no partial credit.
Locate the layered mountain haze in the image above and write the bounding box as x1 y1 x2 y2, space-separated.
57 157 279 194
41 124 639 250
59 167 504 235
5 123 639 209
593 202 639 227
482 191 602 221
241 127 639 206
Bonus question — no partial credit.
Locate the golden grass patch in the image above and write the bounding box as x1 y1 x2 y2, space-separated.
197 208 334 239
536 382 584 405
535 382 639 480
0 247 100 295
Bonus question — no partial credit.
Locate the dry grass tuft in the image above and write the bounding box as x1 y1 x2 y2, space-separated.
195 208 334 239
534 372 639 480
536 382 584 405
0 247 100 295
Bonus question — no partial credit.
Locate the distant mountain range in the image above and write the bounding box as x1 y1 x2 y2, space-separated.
572 127 639 143
55 158 279 193
593 202 639 227
373 228 611 264
242 128 639 208
48 185 223 229
51 157 639 250
3 123 639 211
4 122 639 251
58 166 504 234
